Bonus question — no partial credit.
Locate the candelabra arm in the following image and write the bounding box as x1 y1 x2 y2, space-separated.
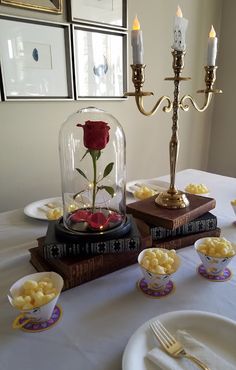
125 64 172 116
135 94 172 116
179 66 222 112
180 92 213 112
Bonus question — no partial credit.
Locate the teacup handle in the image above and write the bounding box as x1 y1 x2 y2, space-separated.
12 314 32 329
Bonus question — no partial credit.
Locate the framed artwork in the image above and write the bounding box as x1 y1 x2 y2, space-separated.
72 25 127 99
69 0 127 29
0 0 62 14
0 15 74 101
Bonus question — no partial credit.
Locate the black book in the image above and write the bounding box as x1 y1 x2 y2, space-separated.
150 212 217 240
42 215 142 259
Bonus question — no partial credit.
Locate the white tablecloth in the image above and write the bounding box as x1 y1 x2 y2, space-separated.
0 169 236 370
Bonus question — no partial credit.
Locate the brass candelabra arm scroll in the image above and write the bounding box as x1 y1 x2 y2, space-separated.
125 64 172 116
180 66 222 112
179 92 213 112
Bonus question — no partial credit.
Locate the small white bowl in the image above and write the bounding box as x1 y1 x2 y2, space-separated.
194 237 236 276
138 248 180 290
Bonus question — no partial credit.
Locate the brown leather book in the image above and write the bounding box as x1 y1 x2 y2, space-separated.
133 218 220 249
152 228 221 250
29 245 145 290
127 193 216 229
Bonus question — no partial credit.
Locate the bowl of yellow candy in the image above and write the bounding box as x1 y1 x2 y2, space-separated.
138 247 180 290
133 186 157 200
8 271 64 328
195 237 236 276
185 183 209 195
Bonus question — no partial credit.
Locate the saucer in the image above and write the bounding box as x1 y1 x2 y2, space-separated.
197 264 232 282
15 305 62 332
137 278 175 298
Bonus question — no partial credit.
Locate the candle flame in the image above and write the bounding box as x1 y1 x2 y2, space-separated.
209 25 216 38
176 5 183 17
132 15 140 31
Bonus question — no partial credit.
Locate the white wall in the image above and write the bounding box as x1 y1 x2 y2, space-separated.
207 0 236 178
0 0 222 211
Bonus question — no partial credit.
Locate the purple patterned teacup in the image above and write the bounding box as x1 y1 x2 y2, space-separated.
138 248 180 290
8 271 63 329
195 237 236 276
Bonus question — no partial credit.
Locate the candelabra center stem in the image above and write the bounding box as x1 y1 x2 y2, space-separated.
169 50 184 193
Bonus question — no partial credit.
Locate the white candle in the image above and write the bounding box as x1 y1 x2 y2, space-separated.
131 15 144 64
207 25 218 66
172 5 188 51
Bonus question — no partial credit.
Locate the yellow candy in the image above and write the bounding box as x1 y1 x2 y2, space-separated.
134 186 156 200
231 199 236 206
12 277 58 309
141 248 177 274
185 183 209 194
46 208 63 220
44 293 56 304
13 296 25 308
23 280 38 290
198 237 235 258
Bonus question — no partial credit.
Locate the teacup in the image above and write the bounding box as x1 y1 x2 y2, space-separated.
194 237 236 276
8 271 64 329
231 200 236 221
138 248 180 290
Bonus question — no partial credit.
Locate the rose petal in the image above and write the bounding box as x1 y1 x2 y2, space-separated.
108 212 123 223
70 210 92 223
87 212 109 230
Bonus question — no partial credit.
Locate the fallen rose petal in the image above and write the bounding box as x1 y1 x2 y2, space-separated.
70 210 92 222
107 212 123 223
87 212 109 230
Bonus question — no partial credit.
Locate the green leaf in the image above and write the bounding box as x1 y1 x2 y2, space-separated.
81 150 89 160
103 162 114 178
76 168 88 181
97 185 115 198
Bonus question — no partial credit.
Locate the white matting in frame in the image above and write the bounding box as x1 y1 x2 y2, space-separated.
0 15 73 100
73 26 127 99
70 0 127 29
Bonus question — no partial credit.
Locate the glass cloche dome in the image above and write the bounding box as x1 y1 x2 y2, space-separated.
57 107 129 238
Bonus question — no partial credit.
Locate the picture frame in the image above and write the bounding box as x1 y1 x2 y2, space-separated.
69 0 127 30
72 25 127 100
0 15 74 101
0 0 62 14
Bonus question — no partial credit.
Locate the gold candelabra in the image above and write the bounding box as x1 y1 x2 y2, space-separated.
126 49 222 209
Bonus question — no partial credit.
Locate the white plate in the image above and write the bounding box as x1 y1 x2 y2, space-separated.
122 310 236 370
126 178 169 195
24 197 62 221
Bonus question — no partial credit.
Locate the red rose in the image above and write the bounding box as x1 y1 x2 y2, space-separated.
77 120 110 150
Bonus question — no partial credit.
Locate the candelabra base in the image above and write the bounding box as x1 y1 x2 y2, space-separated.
155 190 189 209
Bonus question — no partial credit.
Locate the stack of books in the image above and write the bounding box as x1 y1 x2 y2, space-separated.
29 215 150 291
126 192 221 250
29 193 221 291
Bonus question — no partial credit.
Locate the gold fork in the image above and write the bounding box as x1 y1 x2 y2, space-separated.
150 320 210 370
